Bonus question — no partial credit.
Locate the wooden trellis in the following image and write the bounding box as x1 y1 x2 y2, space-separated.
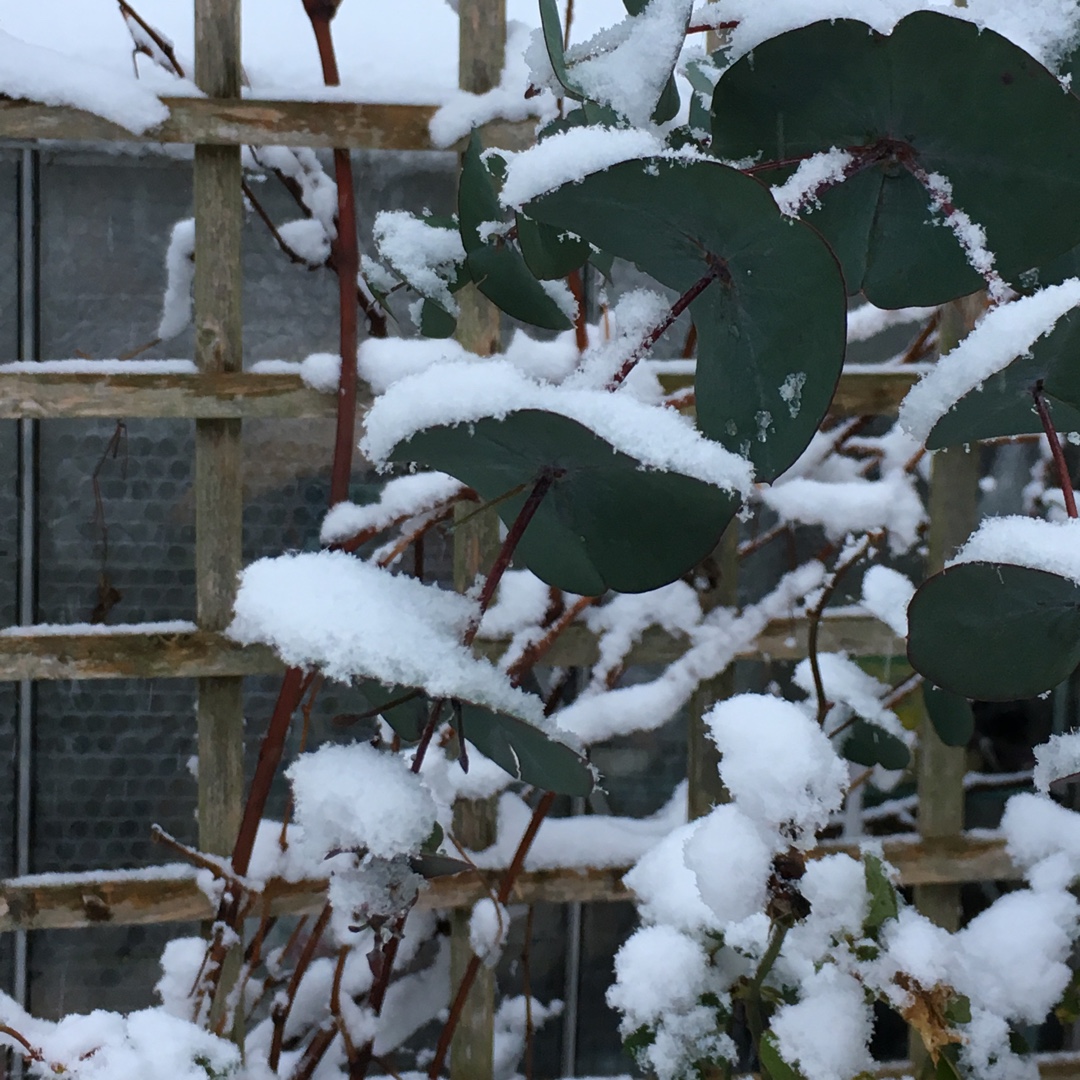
0 2 1072 1076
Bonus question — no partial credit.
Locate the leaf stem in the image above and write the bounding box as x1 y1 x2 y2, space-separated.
607 262 725 389
1033 384 1078 518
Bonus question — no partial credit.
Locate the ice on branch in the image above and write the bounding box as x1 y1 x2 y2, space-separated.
949 515 1080 583
771 148 854 217
360 359 754 496
156 218 195 341
227 550 543 722
898 279 1080 441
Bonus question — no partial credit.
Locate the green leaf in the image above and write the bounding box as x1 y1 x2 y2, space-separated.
389 409 741 594
944 995 972 1026
927 308 1080 448
354 680 427 742
863 852 900 934
421 821 444 853
458 133 573 330
409 852 472 878
455 702 594 796
538 0 584 100
651 74 680 124
841 719 911 770
908 563 1080 700
711 12 1080 307
525 158 846 481
759 1031 804 1080
516 213 591 279
922 683 975 747
419 299 457 339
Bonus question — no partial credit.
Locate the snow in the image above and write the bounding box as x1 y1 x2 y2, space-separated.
1034 732 1080 793
250 147 338 234
499 127 669 208
0 360 197 375
321 472 465 546
156 218 195 341
860 565 915 638
1002 791 1080 889
561 0 694 127
793 652 909 741
358 338 471 395
372 211 467 312
361 358 754 496
771 148 854 217
276 218 331 266
0 620 196 637
468 898 509 966
847 303 938 344
897 280 1080 442
949 514 1080 583
555 561 825 744
298 351 341 393
607 924 710 1026
286 742 436 861
429 22 553 147
226 550 543 722
683 804 773 924
761 473 925 553
707 694 848 843
771 967 874 1080
0 29 174 134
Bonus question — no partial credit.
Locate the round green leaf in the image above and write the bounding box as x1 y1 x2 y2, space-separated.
419 299 457 339
927 308 1080 448
516 213 591 280
459 133 573 330
389 409 741 594
526 158 846 480
922 683 975 747
908 562 1080 700
841 718 911 770
711 12 1080 307
456 703 594 796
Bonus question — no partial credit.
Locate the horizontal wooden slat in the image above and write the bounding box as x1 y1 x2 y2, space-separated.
0 629 280 680
0 834 1015 933
0 371 348 419
0 97 533 152
0 611 902 682
0 369 914 421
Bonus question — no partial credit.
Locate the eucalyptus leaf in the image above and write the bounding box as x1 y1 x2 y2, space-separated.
908 562 1080 700
458 133 573 330
526 158 845 480
922 683 975 747
841 719 911 770
711 12 1080 306
389 409 741 594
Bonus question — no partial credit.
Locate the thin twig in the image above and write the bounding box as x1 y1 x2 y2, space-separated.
1033 383 1078 518
608 261 725 388
269 902 333 1072
331 945 358 1065
0 1024 44 1062
428 791 558 1079
243 179 321 267
150 825 251 892
117 0 186 77
505 595 599 685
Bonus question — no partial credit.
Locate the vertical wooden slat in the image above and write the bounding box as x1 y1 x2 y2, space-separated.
687 526 738 819
449 7 506 1071
194 0 245 859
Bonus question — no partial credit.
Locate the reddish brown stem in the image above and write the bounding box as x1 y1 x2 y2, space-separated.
608 262 724 389
428 791 558 1079
269 901 333 1072
117 0 186 77
463 471 558 648
505 595 599 685
1033 384 1078 518
0 1024 43 1062
567 268 589 352
686 20 738 33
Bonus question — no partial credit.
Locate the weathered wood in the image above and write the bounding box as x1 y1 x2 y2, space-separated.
0 371 357 419
0 834 1017 933
874 1054 1080 1079
687 527 738 820
0 369 911 421
0 611 904 681
0 629 279 680
0 97 533 152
